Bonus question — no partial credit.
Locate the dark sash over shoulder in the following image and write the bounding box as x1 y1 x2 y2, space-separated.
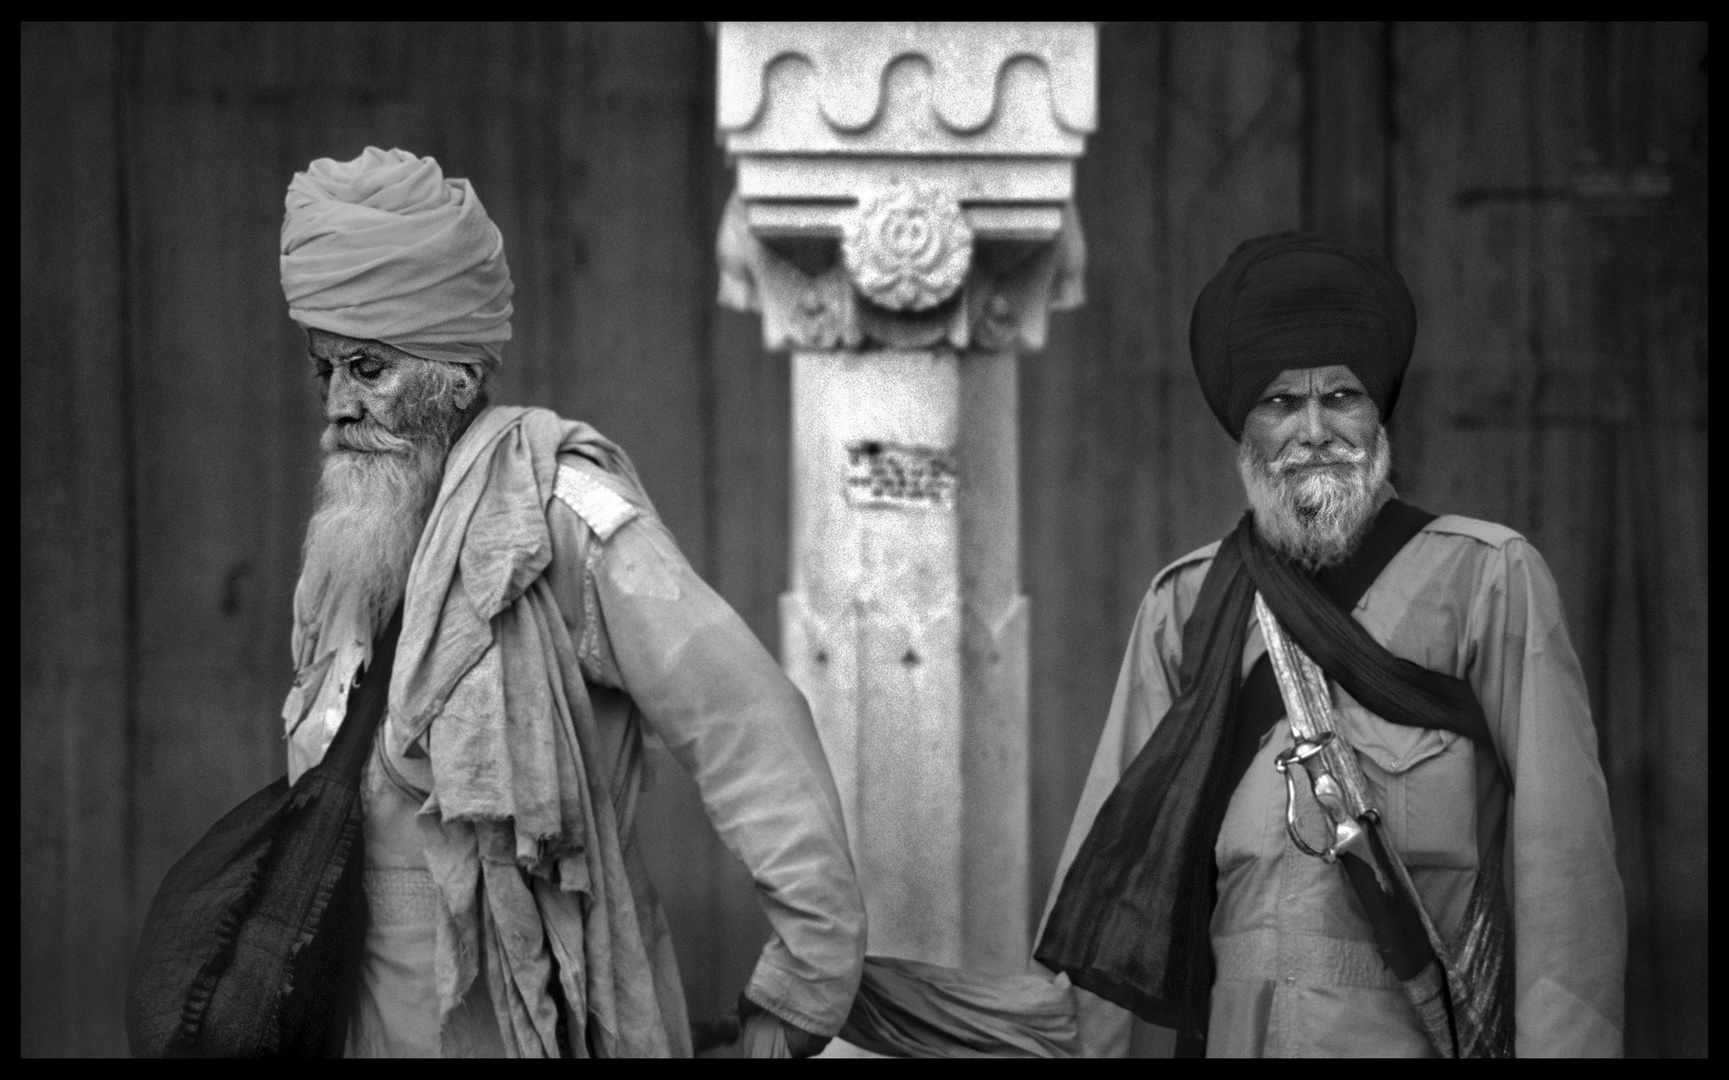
1034 500 1490 1051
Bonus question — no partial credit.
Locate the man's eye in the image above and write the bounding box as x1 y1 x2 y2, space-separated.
354 359 386 379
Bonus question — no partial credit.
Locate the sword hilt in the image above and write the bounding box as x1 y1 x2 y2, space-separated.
1275 731 1376 864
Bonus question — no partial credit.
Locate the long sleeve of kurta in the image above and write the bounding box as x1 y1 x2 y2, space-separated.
1466 537 1625 1055
545 461 867 1039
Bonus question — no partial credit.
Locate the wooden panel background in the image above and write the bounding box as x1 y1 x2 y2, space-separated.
20 22 1706 1057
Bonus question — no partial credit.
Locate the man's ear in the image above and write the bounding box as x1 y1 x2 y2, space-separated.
455 364 483 409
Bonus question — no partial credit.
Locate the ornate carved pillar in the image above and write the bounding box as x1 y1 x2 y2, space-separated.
716 22 1095 973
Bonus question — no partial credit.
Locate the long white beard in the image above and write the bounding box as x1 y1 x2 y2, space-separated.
297 431 445 648
1239 426 1392 571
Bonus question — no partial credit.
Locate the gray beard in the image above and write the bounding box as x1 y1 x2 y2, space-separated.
298 442 444 647
1239 426 1392 572
297 362 479 647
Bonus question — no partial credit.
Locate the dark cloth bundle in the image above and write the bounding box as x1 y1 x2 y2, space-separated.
126 607 402 1057
1034 502 1491 1051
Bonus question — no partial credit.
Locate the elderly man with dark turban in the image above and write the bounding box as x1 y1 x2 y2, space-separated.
276 147 864 1057
1033 233 1625 1057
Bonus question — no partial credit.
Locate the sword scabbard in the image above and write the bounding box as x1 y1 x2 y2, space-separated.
1255 592 1463 1057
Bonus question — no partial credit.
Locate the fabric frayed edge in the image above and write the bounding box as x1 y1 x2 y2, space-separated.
270 798 366 1051
168 809 294 1053
169 782 363 1055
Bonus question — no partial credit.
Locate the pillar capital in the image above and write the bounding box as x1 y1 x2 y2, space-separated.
716 22 1095 353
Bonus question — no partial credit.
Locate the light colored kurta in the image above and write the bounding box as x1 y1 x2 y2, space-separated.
289 409 864 1056
542 454 868 1040
1040 514 1625 1057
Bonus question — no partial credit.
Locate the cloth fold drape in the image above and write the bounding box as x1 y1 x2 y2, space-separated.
1035 523 1257 1035
1240 517 1493 748
837 956 1078 1058
316 405 673 1056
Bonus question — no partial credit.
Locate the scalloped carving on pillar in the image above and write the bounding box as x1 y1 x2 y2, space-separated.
716 21 1095 355
718 22 1095 157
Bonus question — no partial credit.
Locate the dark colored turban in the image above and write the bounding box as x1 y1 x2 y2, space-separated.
1189 231 1415 440
281 147 513 370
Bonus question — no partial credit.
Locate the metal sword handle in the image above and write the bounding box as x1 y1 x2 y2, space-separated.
1273 734 1336 859
1255 593 1383 861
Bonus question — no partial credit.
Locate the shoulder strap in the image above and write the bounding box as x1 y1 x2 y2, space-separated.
1236 500 1438 745
317 603 404 785
1243 509 1494 746
1315 499 1437 610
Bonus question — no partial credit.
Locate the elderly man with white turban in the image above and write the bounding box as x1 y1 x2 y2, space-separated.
276 147 864 1058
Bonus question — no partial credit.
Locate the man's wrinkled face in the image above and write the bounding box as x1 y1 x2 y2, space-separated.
1238 364 1391 569
306 328 477 457
297 329 481 641
1241 365 1380 465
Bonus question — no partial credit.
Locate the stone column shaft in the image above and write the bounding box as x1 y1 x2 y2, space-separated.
715 21 1095 974
780 349 1026 968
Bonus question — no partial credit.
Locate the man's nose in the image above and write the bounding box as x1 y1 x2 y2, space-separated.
1296 398 1329 444
324 369 365 424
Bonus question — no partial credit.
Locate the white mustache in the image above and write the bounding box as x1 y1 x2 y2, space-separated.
1270 443 1369 474
321 421 415 456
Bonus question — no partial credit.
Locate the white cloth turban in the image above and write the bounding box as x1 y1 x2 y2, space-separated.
280 147 513 370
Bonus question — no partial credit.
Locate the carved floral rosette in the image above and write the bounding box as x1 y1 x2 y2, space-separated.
842 183 974 312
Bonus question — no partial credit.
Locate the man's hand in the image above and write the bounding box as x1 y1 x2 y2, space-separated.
693 1000 831 1059
695 996 830 1058
739 1010 831 1058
